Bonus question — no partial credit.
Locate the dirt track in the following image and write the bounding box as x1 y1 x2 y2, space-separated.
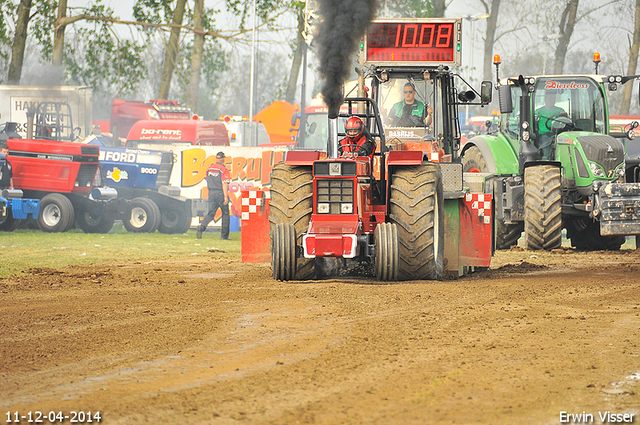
2 247 640 425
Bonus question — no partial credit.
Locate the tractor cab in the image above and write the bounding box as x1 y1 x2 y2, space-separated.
29 101 80 142
373 68 492 158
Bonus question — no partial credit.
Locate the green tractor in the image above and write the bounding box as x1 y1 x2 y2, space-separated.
461 58 640 250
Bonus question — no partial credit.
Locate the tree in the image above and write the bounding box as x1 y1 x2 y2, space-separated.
284 4 305 103
7 0 31 84
480 0 500 82
187 0 204 111
621 0 640 114
157 0 186 99
383 0 438 17
552 0 579 74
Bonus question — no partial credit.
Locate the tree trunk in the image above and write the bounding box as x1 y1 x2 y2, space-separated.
7 0 32 85
52 0 68 68
187 0 204 113
284 8 305 103
157 0 187 100
433 0 446 18
553 0 579 74
482 0 500 82
622 0 640 115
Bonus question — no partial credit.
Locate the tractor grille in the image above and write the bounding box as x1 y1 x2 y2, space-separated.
577 135 624 177
77 163 99 188
316 179 354 214
81 145 99 156
156 152 174 188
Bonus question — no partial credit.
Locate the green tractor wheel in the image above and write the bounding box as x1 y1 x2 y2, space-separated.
566 218 625 251
523 165 562 250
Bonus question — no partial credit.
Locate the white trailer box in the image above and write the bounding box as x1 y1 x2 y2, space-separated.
0 86 93 139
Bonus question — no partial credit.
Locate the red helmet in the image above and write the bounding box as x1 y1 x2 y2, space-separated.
345 116 363 140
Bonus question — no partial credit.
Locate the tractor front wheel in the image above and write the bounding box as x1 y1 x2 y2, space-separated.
269 162 314 280
374 222 399 281
524 165 562 250
271 223 297 281
389 163 444 281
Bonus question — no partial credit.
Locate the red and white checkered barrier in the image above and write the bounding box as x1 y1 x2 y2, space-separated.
241 189 271 263
241 189 270 221
464 193 492 224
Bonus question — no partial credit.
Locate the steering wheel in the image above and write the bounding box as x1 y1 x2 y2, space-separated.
338 143 365 156
544 112 569 130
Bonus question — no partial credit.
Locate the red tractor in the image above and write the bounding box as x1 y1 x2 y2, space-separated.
269 18 496 281
6 102 126 233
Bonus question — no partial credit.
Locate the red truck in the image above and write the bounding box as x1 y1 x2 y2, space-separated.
94 99 194 142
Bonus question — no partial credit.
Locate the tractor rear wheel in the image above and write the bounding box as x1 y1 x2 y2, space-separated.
462 145 522 249
389 163 444 281
38 193 75 232
271 223 297 281
76 209 115 233
158 205 192 234
374 222 399 281
524 165 562 250
123 197 160 233
269 162 314 280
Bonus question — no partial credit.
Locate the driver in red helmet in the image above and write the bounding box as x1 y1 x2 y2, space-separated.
339 116 376 158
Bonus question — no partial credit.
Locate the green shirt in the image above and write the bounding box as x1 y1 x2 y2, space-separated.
390 100 425 127
536 106 565 135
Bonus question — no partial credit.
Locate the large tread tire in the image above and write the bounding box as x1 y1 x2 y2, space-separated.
461 145 487 173
496 220 524 250
76 209 115 234
374 222 399 281
462 145 522 249
524 165 562 250
269 163 315 280
271 223 297 281
37 193 75 233
158 205 192 234
123 197 160 233
389 163 445 281
566 219 625 251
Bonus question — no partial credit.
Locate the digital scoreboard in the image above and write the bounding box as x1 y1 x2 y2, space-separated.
364 19 462 66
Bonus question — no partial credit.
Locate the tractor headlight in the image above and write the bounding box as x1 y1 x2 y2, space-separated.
318 203 330 214
341 203 353 214
589 162 605 177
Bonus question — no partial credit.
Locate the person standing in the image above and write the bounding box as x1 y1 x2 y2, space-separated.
197 151 230 240
0 144 13 190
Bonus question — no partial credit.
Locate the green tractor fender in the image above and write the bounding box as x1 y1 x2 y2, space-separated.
461 133 519 175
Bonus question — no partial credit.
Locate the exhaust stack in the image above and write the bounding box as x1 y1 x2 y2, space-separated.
328 116 339 158
26 106 36 140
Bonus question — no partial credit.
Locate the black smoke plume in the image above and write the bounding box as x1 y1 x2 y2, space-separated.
315 0 379 118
